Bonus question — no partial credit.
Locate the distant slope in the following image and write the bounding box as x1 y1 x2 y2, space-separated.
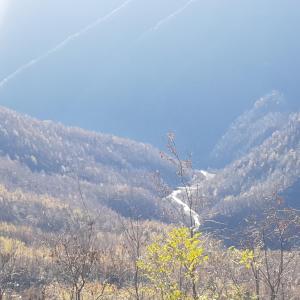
209 112 300 214
0 106 175 221
195 106 300 226
210 91 290 167
165 95 300 235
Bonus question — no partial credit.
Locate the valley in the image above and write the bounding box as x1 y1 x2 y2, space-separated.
0 93 299 298
0 1 300 298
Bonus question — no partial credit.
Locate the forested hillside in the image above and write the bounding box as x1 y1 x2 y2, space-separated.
210 91 290 167
1 0 300 297
0 102 299 299
1 99 300 234
0 106 176 298
0 105 176 221
175 94 300 234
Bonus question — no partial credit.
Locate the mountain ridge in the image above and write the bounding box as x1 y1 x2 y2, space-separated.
210 91 291 167
178 96 300 231
0 105 176 223
1 96 300 236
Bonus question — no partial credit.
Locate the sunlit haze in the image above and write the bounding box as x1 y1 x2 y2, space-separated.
0 0 8 26
0 2 299 298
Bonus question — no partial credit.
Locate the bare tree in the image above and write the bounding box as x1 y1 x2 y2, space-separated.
119 204 154 300
51 217 99 300
122 217 142 300
238 195 300 300
160 133 207 300
164 133 197 232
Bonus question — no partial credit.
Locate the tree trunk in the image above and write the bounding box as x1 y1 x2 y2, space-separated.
191 273 198 300
75 289 81 300
270 289 276 300
134 264 140 300
255 270 260 300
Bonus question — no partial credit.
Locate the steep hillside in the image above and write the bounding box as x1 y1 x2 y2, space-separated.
210 91 290 167
1 99 299 236
164 94 299 239
208 112 300 214
0 108 176 297
191 104 300 229
0 102 299 298
0 106 175 221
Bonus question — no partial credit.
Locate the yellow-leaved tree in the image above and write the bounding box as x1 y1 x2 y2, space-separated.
138 227 208 300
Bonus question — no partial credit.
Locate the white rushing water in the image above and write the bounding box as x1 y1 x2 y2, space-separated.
166 170 215 230
166 188 201 229
199 170 216 180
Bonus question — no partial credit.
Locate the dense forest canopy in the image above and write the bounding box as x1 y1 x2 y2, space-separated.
0 94 300 299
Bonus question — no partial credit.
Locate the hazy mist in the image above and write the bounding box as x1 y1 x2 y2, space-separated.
1 0 300 166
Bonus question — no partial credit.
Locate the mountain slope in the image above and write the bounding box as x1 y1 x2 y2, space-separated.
166 95 300 237
210 91 290 167
0 106 175 221
209 112 300 215
193 103 300 226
